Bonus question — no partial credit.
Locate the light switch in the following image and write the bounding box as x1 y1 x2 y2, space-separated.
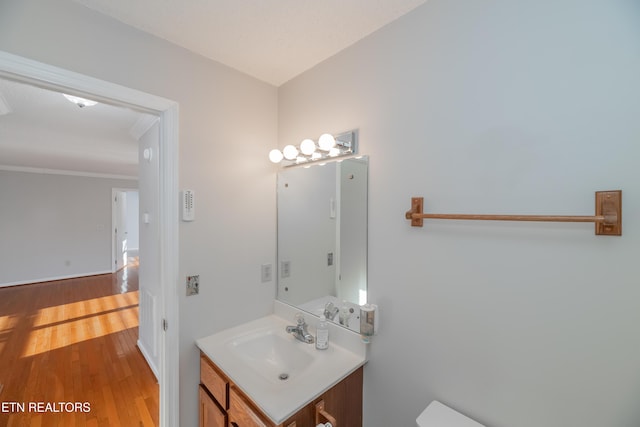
281 261 291 278
261 264 272 283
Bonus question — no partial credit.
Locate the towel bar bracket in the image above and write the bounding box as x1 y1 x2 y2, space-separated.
595 190 622 235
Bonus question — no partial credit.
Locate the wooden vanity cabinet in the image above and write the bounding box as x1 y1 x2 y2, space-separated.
199 351 363 427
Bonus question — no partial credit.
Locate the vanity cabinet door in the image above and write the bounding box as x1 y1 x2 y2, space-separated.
199 386 227 427
317 366 363 426
228 386 271 427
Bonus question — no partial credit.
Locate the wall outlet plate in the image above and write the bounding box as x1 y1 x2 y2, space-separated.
186 275 199 296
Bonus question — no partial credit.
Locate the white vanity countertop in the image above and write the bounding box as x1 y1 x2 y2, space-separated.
196 313 367 424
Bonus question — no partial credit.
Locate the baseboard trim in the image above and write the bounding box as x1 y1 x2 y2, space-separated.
137 340 160 381
0 270 113 288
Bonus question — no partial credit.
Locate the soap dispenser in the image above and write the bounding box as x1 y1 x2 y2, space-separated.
315 315 329 350
359 303 378 343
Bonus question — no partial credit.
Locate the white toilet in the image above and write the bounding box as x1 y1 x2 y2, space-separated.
416 401 485 427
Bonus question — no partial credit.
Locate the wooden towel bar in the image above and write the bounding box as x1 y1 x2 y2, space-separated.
405 190 622 235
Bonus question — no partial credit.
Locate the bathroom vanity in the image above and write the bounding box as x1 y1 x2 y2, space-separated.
196 308 367 427
199 352 363 427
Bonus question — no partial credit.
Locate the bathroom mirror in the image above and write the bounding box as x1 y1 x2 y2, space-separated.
277 156 368 332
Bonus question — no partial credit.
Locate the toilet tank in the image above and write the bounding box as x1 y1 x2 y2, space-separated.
416 401 485 427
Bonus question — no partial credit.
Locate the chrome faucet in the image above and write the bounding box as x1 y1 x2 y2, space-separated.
285 313 315 344
324 302 339 321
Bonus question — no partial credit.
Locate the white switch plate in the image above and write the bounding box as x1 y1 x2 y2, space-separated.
261 264 272 283
281 261 291 278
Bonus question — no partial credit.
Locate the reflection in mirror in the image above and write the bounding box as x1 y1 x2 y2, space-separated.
277 157 368 332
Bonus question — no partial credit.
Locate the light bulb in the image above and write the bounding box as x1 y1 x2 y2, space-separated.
283 145 298 160
318 133 336 151
328 147 340 157
311 152 322 161
300 139 316 155
269 149 284 163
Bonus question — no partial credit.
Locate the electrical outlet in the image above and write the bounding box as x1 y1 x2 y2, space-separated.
261 264 272 283
327 252 334 266
186 275 199 296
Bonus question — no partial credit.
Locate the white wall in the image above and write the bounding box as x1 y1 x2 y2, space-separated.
0 170 137 286
279 1 640 427
0 2 278 426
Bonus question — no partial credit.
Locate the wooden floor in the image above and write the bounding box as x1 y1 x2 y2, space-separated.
0 259 159 427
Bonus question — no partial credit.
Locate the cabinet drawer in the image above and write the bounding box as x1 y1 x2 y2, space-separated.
200 353 229 409
228 386 270 427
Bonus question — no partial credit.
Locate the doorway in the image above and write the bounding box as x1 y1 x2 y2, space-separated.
113 189 139 274
0 51 179 427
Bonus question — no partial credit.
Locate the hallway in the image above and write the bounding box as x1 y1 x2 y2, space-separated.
0 259 159 426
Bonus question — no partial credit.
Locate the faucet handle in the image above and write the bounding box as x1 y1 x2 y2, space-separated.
294 312 306 325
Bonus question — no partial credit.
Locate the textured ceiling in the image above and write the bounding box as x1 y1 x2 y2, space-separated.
72 0 428 86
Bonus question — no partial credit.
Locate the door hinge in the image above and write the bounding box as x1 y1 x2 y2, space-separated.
162 318 168 331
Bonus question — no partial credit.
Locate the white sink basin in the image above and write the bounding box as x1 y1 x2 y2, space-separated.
196 314 366 424
228 329 314 384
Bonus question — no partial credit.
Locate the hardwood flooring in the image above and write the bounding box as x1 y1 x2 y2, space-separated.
0 259 159 427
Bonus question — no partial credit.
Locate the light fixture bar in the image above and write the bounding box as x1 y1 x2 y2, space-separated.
334 130 356 153
269 130 357 166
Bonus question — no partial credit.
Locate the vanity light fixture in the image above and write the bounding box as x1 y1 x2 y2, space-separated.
269 130 357 166
63 94 98 108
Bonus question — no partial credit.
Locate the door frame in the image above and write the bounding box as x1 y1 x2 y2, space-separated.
0 51 180 427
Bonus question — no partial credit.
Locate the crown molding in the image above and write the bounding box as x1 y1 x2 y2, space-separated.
0 164 138 181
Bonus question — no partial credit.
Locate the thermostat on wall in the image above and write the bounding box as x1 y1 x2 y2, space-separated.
181 190 195 221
